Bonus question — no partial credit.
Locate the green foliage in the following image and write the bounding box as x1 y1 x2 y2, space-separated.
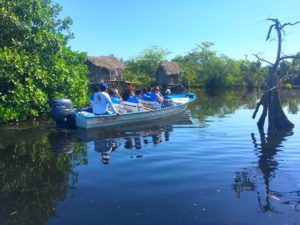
124 45 170 85
0 0 88 122
175 42 246 88
240 57 266 88
278 54 300 86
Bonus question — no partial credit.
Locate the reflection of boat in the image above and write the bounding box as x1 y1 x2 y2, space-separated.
87 121 177 164
51 93 196 129
74 110 192 142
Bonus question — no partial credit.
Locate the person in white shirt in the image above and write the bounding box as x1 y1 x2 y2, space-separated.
92 83 120 115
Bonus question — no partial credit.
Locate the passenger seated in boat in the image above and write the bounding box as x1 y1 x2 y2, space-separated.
127 89 153 111
108 88 127 113
149 86 163 103
89 83 99 106
141 87 151 101
108 88 123 104
92 83 120 115
162 89 176 108
122 88 134 101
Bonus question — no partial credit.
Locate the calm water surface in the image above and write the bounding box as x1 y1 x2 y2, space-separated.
1 89 300 225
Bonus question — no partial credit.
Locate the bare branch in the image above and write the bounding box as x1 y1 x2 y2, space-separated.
253 54 274 65
267 18 277 23
281 21 300 29
266 24 275 40
279 55 300 61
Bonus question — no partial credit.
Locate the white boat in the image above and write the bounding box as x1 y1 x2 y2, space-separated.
51 93 196 129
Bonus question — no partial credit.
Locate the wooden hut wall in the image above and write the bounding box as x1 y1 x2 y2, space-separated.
167 75 179 86
156 68 167 85
87 66 124 84
87 63 110 84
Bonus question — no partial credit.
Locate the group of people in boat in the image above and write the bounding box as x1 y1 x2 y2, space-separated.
90 83 176 115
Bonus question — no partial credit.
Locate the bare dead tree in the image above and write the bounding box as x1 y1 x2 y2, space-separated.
252 18 300 132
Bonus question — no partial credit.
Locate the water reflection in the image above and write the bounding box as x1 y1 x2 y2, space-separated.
190 88 300 124
71 111 190 165
0 128 87 225
94 138 120 164
87 127 171 164
1 89 299 225
233 128 298 213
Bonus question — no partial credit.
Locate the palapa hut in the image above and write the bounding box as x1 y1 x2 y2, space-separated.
86 56 125 85
156 61 183 88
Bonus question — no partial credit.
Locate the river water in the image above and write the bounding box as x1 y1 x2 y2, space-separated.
1 89 300 225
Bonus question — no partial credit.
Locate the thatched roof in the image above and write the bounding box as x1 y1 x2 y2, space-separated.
158 61 183 75
87 56 125 70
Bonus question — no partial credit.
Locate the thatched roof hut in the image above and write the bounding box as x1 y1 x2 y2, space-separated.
87 56 125 85
156 61 183 87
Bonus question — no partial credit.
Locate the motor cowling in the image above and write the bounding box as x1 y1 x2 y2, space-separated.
51 99 76 128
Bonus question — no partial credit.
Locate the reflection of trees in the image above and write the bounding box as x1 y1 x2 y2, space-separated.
232 128 294 213
279 89 300 114
189 89 300 124
189 89 261 123
0 128 87 225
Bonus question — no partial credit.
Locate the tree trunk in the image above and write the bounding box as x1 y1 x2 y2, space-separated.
254 19 298 132
256 87 294 132
268 91 294 131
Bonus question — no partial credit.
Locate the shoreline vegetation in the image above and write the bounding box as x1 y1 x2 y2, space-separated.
1 0 300 123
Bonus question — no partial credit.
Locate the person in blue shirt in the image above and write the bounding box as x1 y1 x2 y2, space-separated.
108 88 123 104
141 87 151 101
89 83 99 107
127 89 152 111
149 86 163 103
127 89 142 103
122 88 134 101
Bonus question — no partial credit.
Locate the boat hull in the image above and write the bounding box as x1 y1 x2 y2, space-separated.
75 103 187 129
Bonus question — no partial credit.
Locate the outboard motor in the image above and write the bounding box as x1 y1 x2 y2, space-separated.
51 99 76 129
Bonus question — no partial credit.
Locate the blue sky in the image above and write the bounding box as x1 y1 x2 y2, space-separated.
55 0 300 62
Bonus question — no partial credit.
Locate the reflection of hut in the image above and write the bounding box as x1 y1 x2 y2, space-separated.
87 56 125 85
156 61 183 88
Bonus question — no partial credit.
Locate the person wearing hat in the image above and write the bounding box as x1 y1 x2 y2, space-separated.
92 83 120 115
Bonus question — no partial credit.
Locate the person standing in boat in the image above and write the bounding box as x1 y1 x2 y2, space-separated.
92 83 120 115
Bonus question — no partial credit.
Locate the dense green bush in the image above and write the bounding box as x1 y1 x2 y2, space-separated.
0 0 88 122
174 42 247 89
